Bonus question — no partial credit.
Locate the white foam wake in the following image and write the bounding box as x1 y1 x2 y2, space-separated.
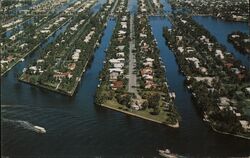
3 118 46 134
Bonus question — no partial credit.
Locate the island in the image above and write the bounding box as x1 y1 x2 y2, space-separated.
1 0 97 76
163 13 250 138
169 0 249 22
95 0 180 128
18 0 119 96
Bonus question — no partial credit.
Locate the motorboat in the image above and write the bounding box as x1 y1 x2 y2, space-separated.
34 126 46 133
158 149 177 158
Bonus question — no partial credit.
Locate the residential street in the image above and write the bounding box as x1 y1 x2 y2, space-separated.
128 14 138 97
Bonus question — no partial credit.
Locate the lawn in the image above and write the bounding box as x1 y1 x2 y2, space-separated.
104 99 175 125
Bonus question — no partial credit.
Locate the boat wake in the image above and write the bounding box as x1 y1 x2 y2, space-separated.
2 118 46 134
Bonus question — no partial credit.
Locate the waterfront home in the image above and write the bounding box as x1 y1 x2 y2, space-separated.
121 16 127 21
118 30 126 35
84 30 95 43
109 58 124 64
6 55 15 63
232 15 244 21
186 47 195 53
193 77 214 87
2 19 23 28
37 59 45 63
68 63 76 70
70 24 79 31
110 71 119 81
218 97 231 111
177 47 184 53
116 45 125 51
143 74 153 80
186 57 200 68
109 68 124 74
141 67 153 76
200 67 208 74
9 35 16 41
176 36 183 41
72 49 81 61
239 120 250 130
20 43 28 49
143 61 153 67
200 35 210 43
146 57 154 62
29 66 38 74
1 60 8 64
215 49 225 59
111 80 124 90
40 29 50 34
116 52 125 57
54 17 66 25
245 87 250 95
231 68 240 74
121 22 127 29
53 72 73 80
145 80 156 89
169 92 176 99
114 63 124 68
117 36 126 43
131 103 140 110
152 0 160 8
140 33 147 38
181 19 187 24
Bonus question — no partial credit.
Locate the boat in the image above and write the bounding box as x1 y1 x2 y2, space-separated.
158 149 177 158
158 149 185 158
34 126 46 133
20 58 25 62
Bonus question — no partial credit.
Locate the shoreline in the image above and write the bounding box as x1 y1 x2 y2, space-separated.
190 13 248 23
100 103 179 128
162 16 250 140
210 124 250 140
18 77 73 96
18 18 110 96
1 19 71 77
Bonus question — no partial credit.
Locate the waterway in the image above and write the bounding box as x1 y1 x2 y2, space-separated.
1 0 250 157
193 16 250 69
149 15 250 157
160 0 172 13
90 0 107 14
1 19 120 157
128 0 138 14
2 0 78 38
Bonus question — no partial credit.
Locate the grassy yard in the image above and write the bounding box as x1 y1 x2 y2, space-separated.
104 99 177 126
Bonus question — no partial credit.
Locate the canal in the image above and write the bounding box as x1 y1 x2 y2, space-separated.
149 15 250 157
1 19 118 157
193 16 250 69
90 0 107 14
1 0 250 157
128 0 138 14
2 0 80 38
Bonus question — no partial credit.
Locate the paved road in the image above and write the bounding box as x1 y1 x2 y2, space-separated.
128 14 138 96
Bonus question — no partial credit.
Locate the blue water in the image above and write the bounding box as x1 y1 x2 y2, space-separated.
193 16 250 69
160 0 172 13
2 0 79 38
2 0 250 157
148 15 250 157
91 0 107 14
128 0 138 14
